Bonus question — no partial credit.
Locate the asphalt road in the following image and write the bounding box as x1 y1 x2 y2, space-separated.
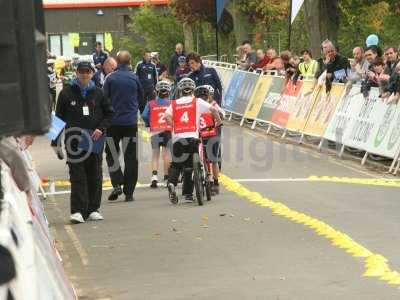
32 123 400 300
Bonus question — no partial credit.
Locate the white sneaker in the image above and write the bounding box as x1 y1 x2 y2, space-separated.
88 212 104 221
70 213 85 224
150 174 158 188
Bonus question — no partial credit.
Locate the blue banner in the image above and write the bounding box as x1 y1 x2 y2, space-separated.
223 70 246 112
216 0 230 23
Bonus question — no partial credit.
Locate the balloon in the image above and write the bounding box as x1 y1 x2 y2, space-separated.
366 34 379 47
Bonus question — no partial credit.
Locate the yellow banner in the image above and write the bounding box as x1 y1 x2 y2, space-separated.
302 83 345 137
286 80 317 132
243 75 273 119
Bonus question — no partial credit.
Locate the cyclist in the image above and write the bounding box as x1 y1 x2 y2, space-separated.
174 56 190 83
142 80 173 188
164 78 221 204
195 85 225 195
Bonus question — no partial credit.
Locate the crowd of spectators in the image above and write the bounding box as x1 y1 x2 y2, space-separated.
234 39 400 99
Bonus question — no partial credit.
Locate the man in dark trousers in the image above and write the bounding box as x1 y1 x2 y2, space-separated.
51 61 114 224
135 50 158 104
187 52 223 105
169 43 185 76
92 41 109 70
104 51 145 202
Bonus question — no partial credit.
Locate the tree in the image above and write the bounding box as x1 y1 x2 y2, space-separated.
304 0 339 58
120 4 184 63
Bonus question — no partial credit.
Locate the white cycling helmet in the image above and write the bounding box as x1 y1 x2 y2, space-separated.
177 77 196 93
156 80 172 93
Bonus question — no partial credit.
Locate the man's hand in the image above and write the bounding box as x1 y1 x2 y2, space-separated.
378 74 390 82
367 71 375 80
91 129 103 141
52 146 64 160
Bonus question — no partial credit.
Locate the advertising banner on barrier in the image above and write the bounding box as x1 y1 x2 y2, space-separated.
255 76 285 123
222 70 246 113
339 89 400 158
285 80 316 132
368 101 400 158
342 88 385 150
243 75 274 119
323 85 366 143
215 66 235 93
270 80 303 128
231 71 260 115
303 83 345 137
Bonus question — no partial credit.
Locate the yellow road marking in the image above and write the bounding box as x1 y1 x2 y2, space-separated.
42 180 145 188
64 225 89 267
219 173 400 286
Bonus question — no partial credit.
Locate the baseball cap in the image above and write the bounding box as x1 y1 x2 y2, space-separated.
77 61 95 72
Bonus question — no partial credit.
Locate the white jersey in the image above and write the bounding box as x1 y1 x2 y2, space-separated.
165 96 212 143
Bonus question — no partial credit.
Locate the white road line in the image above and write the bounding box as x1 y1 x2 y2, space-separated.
234 178 311 182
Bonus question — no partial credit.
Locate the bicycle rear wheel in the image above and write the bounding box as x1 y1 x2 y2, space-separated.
193 153 204 206
205 179 212 201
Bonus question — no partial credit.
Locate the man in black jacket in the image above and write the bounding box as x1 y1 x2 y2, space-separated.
187 52 223 105
169 43 185 76
135 50 158 104
51 61 114 224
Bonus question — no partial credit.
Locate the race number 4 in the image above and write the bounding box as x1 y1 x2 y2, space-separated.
180 111 190 123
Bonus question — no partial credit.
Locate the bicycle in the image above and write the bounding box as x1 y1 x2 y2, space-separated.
192 139 213 206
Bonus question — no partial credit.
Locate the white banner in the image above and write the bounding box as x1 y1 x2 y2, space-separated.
291 0 305 23
342 88 385 149
324 86 400 158
323 85 365 143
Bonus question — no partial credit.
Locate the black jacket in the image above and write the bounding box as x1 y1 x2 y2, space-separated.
188 65 223 105
51 81 114 151
135 60 157 90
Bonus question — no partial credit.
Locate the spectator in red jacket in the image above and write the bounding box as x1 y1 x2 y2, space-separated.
251 49 269 71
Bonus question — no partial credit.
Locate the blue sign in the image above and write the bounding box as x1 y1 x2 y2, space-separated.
216 0 230 23
45 113 66 141
78 130 106 154
223 70 246 112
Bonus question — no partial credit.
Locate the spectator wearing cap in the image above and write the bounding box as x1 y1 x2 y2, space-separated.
104 50 145 202
92 41 109 70
174 55 190 83
51 61 114 224
187 52 223 105
135 49 158 104
92 57 117 88
169 43 186 76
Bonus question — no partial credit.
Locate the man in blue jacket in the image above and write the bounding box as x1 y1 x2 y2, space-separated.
103 50 145 202
135 50 158 104
187 52 223 105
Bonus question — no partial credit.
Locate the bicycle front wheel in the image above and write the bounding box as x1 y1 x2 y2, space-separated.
193 153 204 206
